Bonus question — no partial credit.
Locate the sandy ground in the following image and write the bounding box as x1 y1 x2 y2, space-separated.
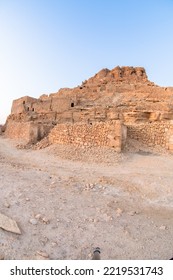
0 135 173 260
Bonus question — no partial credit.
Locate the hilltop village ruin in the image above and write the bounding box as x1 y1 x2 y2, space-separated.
3 66 173 152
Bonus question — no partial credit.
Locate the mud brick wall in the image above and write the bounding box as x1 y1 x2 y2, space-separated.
49 120 125 152
5 120 52 144
11 96 37 114
51 97 72 113
33 99 51 113
5 121 38 143
127 121 173 150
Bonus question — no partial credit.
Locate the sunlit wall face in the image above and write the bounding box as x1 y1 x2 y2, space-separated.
0 0 173 123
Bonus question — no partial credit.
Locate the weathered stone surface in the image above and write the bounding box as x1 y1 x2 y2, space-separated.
5 120 53 144
0 212 21 234
36 251 49 258
11 96 37 115
49 120 125 152
127 121 173 150
29 218 38 225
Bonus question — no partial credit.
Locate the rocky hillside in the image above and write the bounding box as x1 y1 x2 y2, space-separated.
6 65 173 124
44 66 173 123
3 66 173 151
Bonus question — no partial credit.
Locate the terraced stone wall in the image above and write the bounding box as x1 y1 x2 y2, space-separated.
49 120 126 152
127 121 173 151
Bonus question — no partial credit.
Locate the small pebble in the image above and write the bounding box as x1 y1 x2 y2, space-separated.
42 217 50 224
159 225 167 230
29 218 38 225
116 208 123 217
35 214 42 219
4 202 10 208
50 181 56 185
128 211 138 216
36 250 49 258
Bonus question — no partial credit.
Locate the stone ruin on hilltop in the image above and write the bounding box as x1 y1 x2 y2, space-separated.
3 66 173 152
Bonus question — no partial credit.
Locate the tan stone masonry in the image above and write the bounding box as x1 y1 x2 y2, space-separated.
127 121 173 151
5 120 52 144
49 120 126 152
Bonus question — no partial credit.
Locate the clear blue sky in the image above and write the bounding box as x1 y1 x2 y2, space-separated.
0 0 173 123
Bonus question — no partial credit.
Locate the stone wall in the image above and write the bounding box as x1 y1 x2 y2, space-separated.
51 97 73 113
33 99 51 113
127 121 173 151
11 96 37 114
49 120 126 152
5 120 53 144
11 95 73 116
5 121 38 143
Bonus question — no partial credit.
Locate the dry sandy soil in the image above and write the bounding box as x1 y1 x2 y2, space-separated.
0 135 173 260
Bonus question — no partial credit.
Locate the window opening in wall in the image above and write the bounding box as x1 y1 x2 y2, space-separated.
71 102 74 107
23 101 25 104
32 108 34 111
27 107 29 111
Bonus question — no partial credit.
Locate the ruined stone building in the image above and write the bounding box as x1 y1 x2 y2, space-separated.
4 66 173 151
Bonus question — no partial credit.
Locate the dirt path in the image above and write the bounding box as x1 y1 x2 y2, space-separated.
0 136 173 260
